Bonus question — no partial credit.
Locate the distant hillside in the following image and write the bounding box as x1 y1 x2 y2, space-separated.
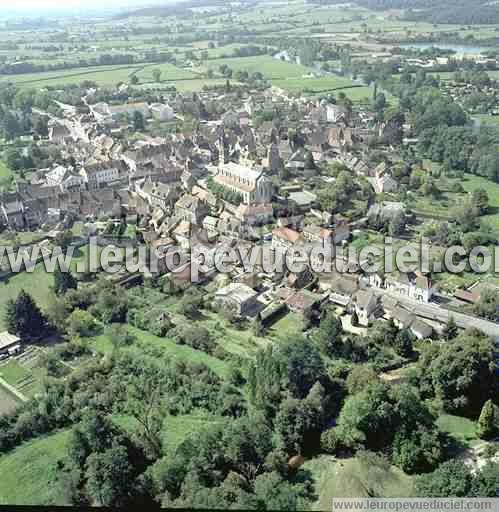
405 1 499 25
307 0 499 24
114 0 228 19
306 0 431 8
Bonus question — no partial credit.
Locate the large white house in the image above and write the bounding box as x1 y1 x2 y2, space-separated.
215 283 258 316
45 166 85 192
150 103 175 122
80 160 126 190
91 102 151 123
214 162 272 204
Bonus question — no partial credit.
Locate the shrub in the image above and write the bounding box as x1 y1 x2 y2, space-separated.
68 309 98 337
55 341 91 361
321 428 339 455
176 325 216 354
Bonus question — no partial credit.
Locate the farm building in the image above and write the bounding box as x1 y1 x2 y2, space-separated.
0 332 22 357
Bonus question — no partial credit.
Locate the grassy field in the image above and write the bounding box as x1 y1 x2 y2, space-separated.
88 294 303 378
0 429 70 505
412 173 499 229
428 70 499 82
0 160 12 180
1 55 312 90
343 86 378 103
128 325 228 376
0 243 101 330
0 231 48 246
267 312 304 339
436 414 478 446
115 413 224 452
303 454 414 509
168 308 270 357
136 77 233 92
414 171 499 289
459 174 499 228
161 414 223 451
0 263 55 331
0 358 42 398
232 2 499 40
484 70 499 79
411 196 455 220
0 359 30 387
0 64 143 88
433 269 485 294
133 62 198 83
195 43 273 59
343 85 398 106
0 412 223 506
274 80 385 104
203 55 311 79
88 325 229 377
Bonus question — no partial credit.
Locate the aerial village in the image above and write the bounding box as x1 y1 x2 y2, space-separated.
1 70 499 368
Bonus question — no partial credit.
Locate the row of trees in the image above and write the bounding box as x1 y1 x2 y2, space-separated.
207 176 244 204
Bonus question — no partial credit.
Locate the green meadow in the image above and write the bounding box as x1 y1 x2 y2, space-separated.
303 454 414 510
0 160 12 180
412 173 499 229
0 429 71 506
0 65 142 88
133 62 199 83
204 55 311 79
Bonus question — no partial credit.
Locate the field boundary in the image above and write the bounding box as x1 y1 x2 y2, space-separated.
0 377 27 403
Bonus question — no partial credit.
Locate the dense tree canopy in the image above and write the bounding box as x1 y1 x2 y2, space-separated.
415 331 497 417
334 383 443 473
416 460 498 497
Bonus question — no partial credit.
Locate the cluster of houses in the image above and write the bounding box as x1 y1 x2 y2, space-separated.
0 84 480 349
0 86 404 231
